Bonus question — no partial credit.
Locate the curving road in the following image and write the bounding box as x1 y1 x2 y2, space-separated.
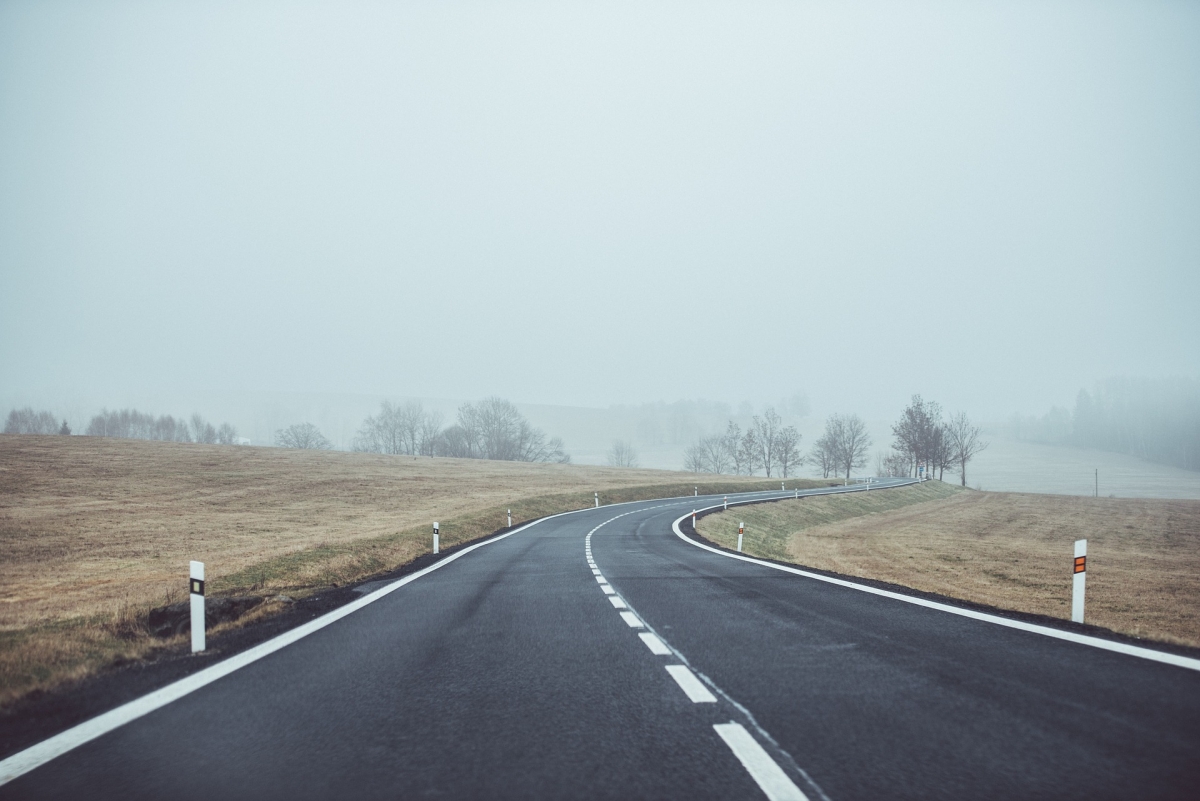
2 480 1198 799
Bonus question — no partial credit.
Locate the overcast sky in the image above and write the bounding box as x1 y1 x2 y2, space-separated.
2 0 1197 421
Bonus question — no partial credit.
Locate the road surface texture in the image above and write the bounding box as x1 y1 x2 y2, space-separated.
3 480 1198 799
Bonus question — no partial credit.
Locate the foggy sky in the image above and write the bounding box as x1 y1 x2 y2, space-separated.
2 0 1198 421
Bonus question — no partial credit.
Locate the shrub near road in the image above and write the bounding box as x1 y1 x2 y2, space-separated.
697 483 1200 647
0 435 809 706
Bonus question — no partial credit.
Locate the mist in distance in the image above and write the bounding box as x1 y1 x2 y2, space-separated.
2 1 1198 461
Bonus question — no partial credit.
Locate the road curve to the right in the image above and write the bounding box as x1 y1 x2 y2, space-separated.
592 491 1200 801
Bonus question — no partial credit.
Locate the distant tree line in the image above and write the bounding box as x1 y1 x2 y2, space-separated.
3 407 240 445
683 408 803 477
4 408 69 435
1008 377 1200 472
349 396 570 463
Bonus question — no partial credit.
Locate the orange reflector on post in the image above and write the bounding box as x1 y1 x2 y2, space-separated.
1074 556 1086 574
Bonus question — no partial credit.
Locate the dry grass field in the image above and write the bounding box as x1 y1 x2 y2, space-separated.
698 483 1200 647
0 435 811 705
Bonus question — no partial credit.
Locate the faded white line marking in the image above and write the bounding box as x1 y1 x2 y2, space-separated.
638 632 671 655
619 611 643 628
665 665 717 703
714 722 808 801
608 596 627 609
595 575 607 584
601 585 615 595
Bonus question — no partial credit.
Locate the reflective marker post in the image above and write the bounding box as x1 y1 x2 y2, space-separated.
723 496 728 511
1072 539 1087 623
189 561 205 653
433 522 440 555
694 487 698 497
595 492 599 508
507 509 512 528
692 510 697 531
737 523 744 553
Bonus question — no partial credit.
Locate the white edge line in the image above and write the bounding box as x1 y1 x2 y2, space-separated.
714 722 808 801
639 632 672 655
0 503 603 786
673 501 1200 673
0 484 874 786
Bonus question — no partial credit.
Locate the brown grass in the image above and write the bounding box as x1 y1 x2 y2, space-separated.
0 435 820 704
697 483 1200 647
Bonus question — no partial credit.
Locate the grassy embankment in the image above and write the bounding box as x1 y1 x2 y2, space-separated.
697 482 1200 647
0 435 831 706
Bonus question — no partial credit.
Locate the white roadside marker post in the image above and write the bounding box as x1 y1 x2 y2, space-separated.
507 509 512 528
692 510 697 531
595 492 599 508
723 496 728 511
737 522 744 553
189 561 205 653
1072 539 1087 623
794 488 798 499
433 522 440 555
694 486 698 497
781 482 784 491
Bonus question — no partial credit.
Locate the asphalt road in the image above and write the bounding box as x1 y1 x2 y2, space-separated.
3 481 1199 799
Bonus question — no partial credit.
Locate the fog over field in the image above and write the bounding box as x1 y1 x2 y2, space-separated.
2 2 1198 485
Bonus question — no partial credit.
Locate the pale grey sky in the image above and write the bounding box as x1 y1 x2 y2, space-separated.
2 0 1198 422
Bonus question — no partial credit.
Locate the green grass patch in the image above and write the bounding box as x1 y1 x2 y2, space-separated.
697 481 964 562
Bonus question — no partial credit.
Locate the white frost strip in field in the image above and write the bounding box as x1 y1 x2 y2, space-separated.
714 723 808 801
620 611 643 628
608 596 627 609
0 507 583 788
639 632 672 655
672 506 1200 673
665 665 717 703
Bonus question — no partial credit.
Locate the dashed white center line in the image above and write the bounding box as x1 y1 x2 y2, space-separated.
595 575 607 584
591 569 601 575
619 611 643 628
665 664 717 703
713 723 809 801
608 597 627 609
638 632 671 655
601 585 616 595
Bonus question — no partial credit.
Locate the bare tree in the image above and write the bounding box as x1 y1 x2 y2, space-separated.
750 408 784 477
946 411 988 487
825 413 872 481
891 395 945 477
738 427 762 476
723 422 747 475
809 432 836 478
607 440 639 468
217 423 239 445
275 423 332 450
776 425 802 478
683 441 708 472
4 408 60 434
191 414 218 445
436 397 568 463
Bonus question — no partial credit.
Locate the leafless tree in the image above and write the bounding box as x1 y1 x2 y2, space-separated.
723 422 747 475
275 422 332 450
775 425 802 478
191 414 218 444
607 439 639 468
738 428 762 476
436 397 568 463
808 432 836 478
825 413 872 481
4 408 60 434
217 423 239 445
946 411 988 487
750 408 784 477
878 449 912 477
59 419 70 435
891 395 945 477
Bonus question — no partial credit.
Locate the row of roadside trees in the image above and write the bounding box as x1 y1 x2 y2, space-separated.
683 408 803 478
683 397 987 485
